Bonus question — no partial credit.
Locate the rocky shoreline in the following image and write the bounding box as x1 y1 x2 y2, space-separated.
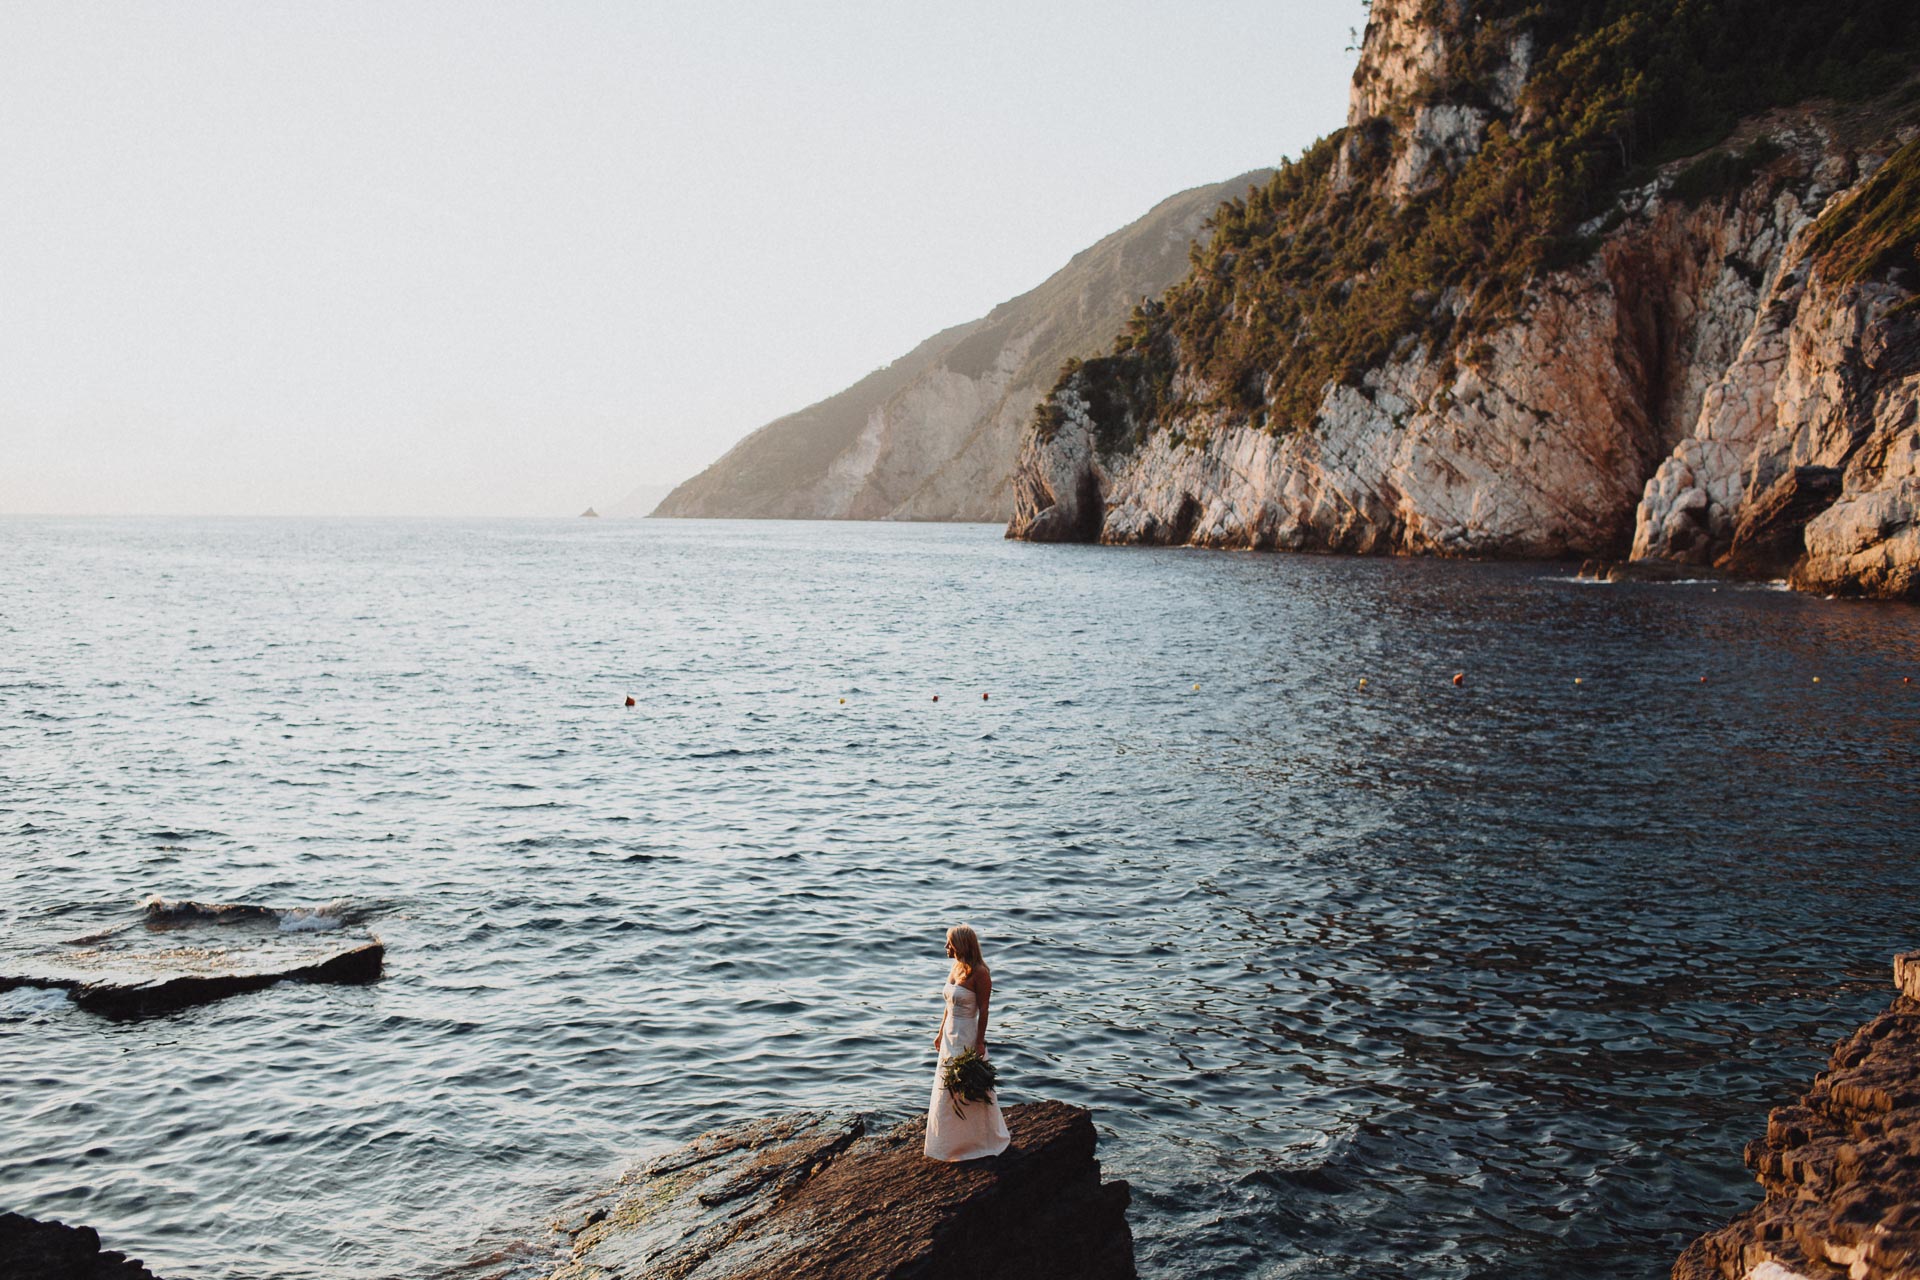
13 966 1920 1280
1676 952 1920 1280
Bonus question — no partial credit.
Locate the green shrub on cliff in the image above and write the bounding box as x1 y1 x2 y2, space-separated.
1806 137 1920 288
1045 0 1920 444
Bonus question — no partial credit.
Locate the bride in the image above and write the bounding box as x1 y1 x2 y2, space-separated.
924 923 1011 1161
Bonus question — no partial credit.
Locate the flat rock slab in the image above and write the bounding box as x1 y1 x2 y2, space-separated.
549 1100 1135 1280
0 1213 167 1280
0 898 384 1018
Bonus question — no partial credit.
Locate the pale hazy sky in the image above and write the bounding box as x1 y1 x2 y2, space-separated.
1 2 1361 517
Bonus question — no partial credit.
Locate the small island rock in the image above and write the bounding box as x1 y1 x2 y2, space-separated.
0 898 384 1018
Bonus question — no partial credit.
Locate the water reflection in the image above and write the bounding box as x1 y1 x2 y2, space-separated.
0 519 1914 1280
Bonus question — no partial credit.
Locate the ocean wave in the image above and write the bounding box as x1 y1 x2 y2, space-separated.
141 894 277 924
278 904 350 933
139 894 356 932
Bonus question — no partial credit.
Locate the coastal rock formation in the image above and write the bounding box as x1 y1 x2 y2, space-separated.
651 172 1269 523
1674 952 1920 1280
0 1213 165 1280
545 1100 1134 1280
0 897 384 1017
1005 0 1920 599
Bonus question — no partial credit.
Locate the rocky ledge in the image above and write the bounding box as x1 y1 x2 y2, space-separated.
1676 952 1920 1280
546 1100 1135 1280
0 897 384 1018
0 1213 165 1280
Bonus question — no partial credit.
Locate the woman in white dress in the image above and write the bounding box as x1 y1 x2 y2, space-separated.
924 923 1011 1161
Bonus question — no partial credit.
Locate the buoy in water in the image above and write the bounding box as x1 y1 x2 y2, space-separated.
1357 677 1368 689
981 693 989 701
1906 677 1913 684
839 698 846 704
1192 683 1200 692
1813 676 1822 684
624 695 635 707
1452 672 1465 686
1574 678 1583 685
932 695 940 702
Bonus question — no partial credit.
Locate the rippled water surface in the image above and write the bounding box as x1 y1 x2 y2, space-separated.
4 517 1918 1280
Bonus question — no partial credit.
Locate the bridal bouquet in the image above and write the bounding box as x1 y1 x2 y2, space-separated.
940 1048 998 1118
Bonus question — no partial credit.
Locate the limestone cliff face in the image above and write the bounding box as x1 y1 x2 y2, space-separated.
652 172 1269 523
1007 0 1920 600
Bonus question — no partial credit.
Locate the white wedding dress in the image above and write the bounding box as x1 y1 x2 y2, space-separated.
923 980 1010 1161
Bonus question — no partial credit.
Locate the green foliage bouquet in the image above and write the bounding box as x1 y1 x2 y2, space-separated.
940 1048 998 1118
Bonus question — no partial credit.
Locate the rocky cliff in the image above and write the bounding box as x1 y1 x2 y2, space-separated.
1674 952 1920 1280
651 173 1269 523
1007 0 1920 599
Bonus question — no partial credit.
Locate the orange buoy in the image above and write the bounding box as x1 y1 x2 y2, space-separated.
1905 677 1913 684
1574 678 1583 685
624 695 635 707
1813 676 1822 684
981 693 989 701
1357 677 1368 689
1452 672 1465 686
1192 683 1200 692
932 695 939 702
839 698 846 704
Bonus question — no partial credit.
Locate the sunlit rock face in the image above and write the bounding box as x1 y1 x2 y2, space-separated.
1007 0 1920 599
1674 952 1920 1280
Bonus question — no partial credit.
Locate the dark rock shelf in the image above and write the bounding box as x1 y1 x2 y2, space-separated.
1675 951 1920 1280
0 1213 166 1280
547 1100 1135 1280
0 898 384 1017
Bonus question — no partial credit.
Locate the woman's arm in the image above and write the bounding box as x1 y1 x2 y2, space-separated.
974 971 992 1056
934 971 949 1051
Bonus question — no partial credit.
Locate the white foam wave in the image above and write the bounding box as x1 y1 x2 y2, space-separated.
278 904 348 932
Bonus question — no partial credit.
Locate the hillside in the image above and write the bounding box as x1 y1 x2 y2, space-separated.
651 171 1271 522
1008 0 1920 599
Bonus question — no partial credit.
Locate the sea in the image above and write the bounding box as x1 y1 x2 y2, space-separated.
3 516 1917 1280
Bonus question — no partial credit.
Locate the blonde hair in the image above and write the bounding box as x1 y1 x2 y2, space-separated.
946 924 986 983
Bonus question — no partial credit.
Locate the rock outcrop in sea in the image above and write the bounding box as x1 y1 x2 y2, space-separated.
0 897 384 1017
544 1100 1135 1280
1675 952 1920 1280
1006 0 1920 600
651 172 1269 524
0 1213 164 1280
